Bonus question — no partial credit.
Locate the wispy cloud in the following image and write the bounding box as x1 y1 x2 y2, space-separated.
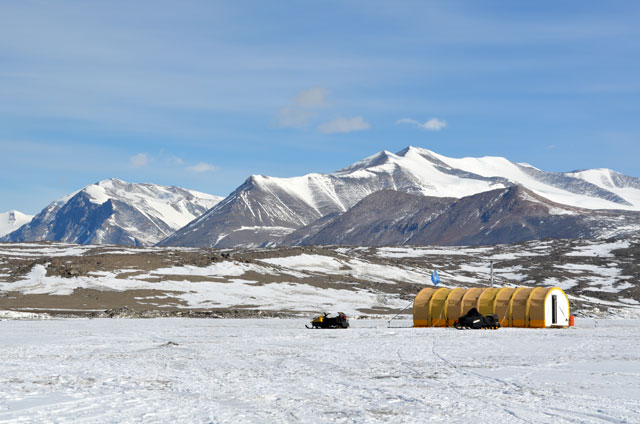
129 153 150 168
186 162 216 173
278 86 329 128
277 107 313 129
167 156 184 166
130 152 214 174
292 86 329 108
397 117 447 131
318 116 370 134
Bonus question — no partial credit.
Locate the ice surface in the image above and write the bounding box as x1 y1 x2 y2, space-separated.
0 318 638 423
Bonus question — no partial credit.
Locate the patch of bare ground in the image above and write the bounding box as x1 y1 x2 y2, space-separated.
0 288 188 312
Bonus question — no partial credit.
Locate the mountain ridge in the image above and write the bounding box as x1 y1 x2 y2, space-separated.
160 146 640 248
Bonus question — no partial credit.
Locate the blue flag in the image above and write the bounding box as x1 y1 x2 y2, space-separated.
431 269 440 286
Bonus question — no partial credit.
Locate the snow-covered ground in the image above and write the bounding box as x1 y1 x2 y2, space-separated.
0 317 638 423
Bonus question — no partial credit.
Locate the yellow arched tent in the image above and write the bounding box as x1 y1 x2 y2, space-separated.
477 287 501 316
495 287 517 327
510 287 535 327
528 287 570 327
412 286 570 328
413 288 437 327
461 288 484 318
445 288 467 326
429 288 452 327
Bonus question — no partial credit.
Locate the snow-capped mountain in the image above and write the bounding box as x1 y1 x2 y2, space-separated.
1 179 223 246
161 146 640 247
0 210 34 238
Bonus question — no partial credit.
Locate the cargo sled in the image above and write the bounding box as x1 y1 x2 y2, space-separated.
453 308 500 330
306 312 349 329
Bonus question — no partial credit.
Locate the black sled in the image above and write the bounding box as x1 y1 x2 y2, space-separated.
306 312 349 329
454 308 500 330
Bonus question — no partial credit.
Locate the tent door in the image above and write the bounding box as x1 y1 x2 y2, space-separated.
551 295 557 324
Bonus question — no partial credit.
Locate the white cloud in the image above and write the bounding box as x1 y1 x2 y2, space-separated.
186 162 216 173
318 116 371 134
292 86 329 107
129 153 149 168
168 156 184 166
278 86 329 128
396 118 418 125
277 106 312 129
397 117 447 131
424 118 447 131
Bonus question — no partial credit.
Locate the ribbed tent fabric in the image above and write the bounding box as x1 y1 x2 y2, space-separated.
461 288 484 319
429 288 451 327
412 288 436 327
495 288 517 327
445 288 466 326
477 288 501 316
413 286 570 328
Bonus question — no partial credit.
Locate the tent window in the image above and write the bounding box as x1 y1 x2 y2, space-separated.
552 295 557 324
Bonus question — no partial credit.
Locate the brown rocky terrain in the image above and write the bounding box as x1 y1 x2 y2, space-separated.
1 238 638 318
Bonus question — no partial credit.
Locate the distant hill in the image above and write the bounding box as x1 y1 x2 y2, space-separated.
282 187 640 247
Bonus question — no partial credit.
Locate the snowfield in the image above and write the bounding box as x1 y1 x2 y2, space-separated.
0 318 638 423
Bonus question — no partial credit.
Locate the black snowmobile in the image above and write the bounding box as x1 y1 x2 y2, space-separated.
306 312 349 329
454 308 500 330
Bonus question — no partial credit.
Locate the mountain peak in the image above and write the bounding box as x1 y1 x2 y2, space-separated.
336 149 399 173
0 210 35 238
517 162 540 170
93 178 125 187
396 145 435 157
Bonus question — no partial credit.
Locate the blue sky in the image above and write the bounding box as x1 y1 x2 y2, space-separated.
2 1 639 214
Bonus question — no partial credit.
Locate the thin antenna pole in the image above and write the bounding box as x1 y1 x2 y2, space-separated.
490 260 494 287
